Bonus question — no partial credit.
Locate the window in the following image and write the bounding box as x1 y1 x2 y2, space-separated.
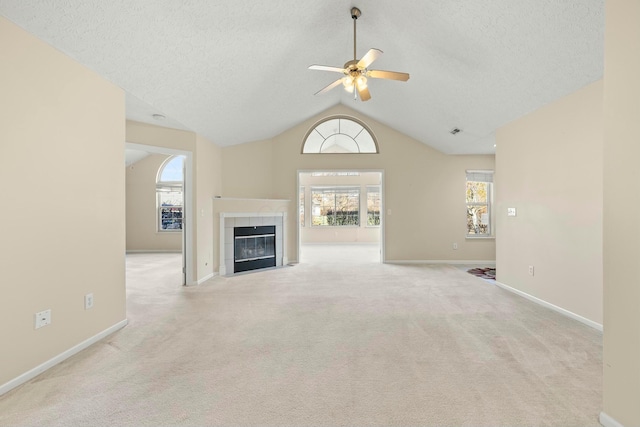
157 156 184 232
311 187 360 226
299 186 305 227
466 170 493 237
367 186 381 226
302 116 378 154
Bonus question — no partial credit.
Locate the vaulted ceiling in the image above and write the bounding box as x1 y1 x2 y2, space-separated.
0 1 604 154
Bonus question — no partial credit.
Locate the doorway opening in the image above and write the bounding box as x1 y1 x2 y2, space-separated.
125 142 194 286
297 170 384 264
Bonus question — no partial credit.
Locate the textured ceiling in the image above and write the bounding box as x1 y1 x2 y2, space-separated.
0 0 604 154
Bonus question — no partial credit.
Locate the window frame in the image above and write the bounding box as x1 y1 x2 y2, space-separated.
156 156 184 233
301 116 379 154
465 170 494 238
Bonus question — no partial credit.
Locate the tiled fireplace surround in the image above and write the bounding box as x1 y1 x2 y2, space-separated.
219 212 287 276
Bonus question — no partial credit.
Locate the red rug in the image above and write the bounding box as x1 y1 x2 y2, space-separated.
467 267 496 280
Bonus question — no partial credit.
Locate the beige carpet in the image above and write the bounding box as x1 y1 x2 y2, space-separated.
0 251 602 426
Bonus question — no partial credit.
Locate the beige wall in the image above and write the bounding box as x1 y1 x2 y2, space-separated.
0 17 126 385
221 139 273 199
495 80 603 325
196 134 223 280
300 172 381 243
126 121 222 283
222 105 496 264
126 154 182 252
602 0 640 424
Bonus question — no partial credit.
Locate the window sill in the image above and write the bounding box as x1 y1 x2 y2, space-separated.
465 236 495 240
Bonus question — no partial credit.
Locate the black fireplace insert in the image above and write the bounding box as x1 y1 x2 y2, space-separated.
234 225 276 273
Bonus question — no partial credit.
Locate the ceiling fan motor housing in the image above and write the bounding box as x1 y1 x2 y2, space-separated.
344 59 360 71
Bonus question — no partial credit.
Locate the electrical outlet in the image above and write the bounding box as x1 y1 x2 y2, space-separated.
35 309 51 329
85 293 94 310
528 265 535 276
453 243 458 250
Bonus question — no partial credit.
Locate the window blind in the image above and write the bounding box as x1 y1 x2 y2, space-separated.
466 170 494 183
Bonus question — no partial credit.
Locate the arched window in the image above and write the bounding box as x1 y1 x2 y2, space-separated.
156 156 184 231
302 116 378 154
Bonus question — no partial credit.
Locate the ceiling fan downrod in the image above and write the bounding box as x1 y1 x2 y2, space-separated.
351 7 361 61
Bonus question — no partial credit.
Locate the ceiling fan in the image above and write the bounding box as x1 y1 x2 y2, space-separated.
309 7 410 102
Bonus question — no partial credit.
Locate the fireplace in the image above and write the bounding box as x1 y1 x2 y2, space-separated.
218 212 287 276
234 225 276 273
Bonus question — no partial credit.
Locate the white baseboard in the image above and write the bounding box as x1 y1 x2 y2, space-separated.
0 319 128 397
386 260 496 265
600 411 625 427
494 281 602 331
196 272 216 285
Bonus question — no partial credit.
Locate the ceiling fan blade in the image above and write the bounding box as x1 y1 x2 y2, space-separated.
357 48 383 69
309 65 346 73
314 78 344 96
357 83 371 102
367 69 410 81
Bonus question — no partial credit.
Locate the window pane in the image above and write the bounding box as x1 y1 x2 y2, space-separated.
299 187 305 227
340 118 362 138
158 190 182 207
315 119 340 139
367 187 381 226
311 187 359 226
467 205 489 235
302 117 378 154
160 207 183 230
159 156 184 182
355 130 376 153
302 131 324 153
466 181 488 203
320 134 359 153
158 187 183 232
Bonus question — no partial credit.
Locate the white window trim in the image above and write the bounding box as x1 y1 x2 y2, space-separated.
301 115 379 154
466 170 494 238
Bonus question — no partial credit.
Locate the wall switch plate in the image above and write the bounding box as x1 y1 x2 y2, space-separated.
453 243 458 250
85 293 94 310
35 309 51 329
507 208 517 217
528 265 535 276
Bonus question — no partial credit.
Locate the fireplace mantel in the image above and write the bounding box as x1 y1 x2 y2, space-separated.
219 212 287 276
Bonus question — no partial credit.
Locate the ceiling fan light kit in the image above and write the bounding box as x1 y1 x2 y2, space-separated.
309 7 410 102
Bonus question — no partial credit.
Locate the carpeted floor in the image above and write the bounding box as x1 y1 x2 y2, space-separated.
0 250 602 426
